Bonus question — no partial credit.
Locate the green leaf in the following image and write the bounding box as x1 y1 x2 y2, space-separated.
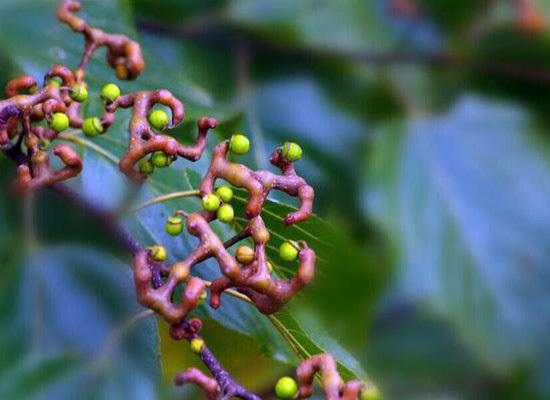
364 96 550 392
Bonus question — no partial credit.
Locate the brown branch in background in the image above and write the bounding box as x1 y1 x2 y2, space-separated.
57 0 145 81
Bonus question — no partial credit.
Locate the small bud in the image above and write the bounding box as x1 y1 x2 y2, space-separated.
236 245 255 265
282 142 302 161
165 215 184 236
275 377 298 399
151 151 171 168
100 83 120 104
279 242 298 262
190 338 205 354
49 112 69 132
82 117 103 137
229 134 250 155
70 83 88 102
139 158 155 175
149 245 167 262
148 109 170 130
215 185 233 203
201 193 220 212
217 204 234 223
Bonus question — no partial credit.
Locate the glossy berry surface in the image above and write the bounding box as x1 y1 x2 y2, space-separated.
49 112 69 132
216 185 233 203
229 134 250 155
82 117 103 137
275 377 298 399
139 158 154 175
360 383 381 400
282 142 302 161
217 204 234 223
150 245 167 262
151 151 171 168
100 83 120 103
201 193 220 212
70 83 88 102
279 241 298 262
148 109 170 130
165 215 184 236
190 338 205 354
236 245 255 265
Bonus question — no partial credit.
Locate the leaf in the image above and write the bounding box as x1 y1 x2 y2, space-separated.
364 96 550 393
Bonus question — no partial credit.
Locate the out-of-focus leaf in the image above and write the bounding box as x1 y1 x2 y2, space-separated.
364 96 550 395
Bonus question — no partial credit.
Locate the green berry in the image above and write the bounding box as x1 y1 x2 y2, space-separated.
197 291 207 306
275 377 298 399
165 215 184 236
70 83 88 102
139 158 155 175
216 185 233 203
100 83 120 104
82 117 103 137
282 142 302 161
279 242 298 262
151 151 171 168
229 134 250 155
148 109 170 130
236 245 255 265
201 193 220 212
149 245 167 262
190 338 205 354
49 112 69 132
217 204 234 223
360 383 381 400
267 261 274 274
46 77 62 88
38 138 50 151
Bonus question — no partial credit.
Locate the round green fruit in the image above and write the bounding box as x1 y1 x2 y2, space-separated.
148 109 170 130
360 383 381 400
217 204 234 223
165 215 184 236
197 291 207 306
190 338 205 354
216 185 233 203
275 377 298 399
201 193 220 212
82 117 103 137
49 112 69 132
279 242 298 262
151 151 171 168
282 142 302 161
139 158 154 175
70 83 88 102
100 83 120 104
229 134 250 155
149 245 167 262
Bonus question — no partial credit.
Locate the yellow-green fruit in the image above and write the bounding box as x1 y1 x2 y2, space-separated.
150 245 167 262
151 151 171 168
49 112 69 132
275 377 298 399
39 138 50 151
216 185 233 203
100 83 120 103
201 193 220 212
148 109 170 130
70 83 88 102
139 158 154 175
229 134 250 155
236 245 255 265
279 242 298 262
82 117 103 137
267 261 274 274
190 338 205 354
46 77 62 88
165 216 184 236
217 204 234 223
197 291 207 306
360 383 381 400
282 142 302 161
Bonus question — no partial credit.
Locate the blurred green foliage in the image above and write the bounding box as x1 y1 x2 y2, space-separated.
0 0 548 399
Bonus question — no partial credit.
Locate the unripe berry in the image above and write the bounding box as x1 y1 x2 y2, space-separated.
360 383 381 400
149 245 167 262
217 204 234 223
39 138 50 151
148 109 170 130
82 117 103 137
216 185 233 203
236 245 255 264
49 112 69 132
275 377 298 399
190 338 205 354
230 134 250 155
201 193 220 212
279 242 298 262
100 83 120 104
70 83 88 102
151 151 171 168
46 77 62 88
165 215 184 236
267 261 274 274
139 158 155 175
282 142 302 161
197 291 207 306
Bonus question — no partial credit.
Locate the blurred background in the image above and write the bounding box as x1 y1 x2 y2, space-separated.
0 0 549 399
